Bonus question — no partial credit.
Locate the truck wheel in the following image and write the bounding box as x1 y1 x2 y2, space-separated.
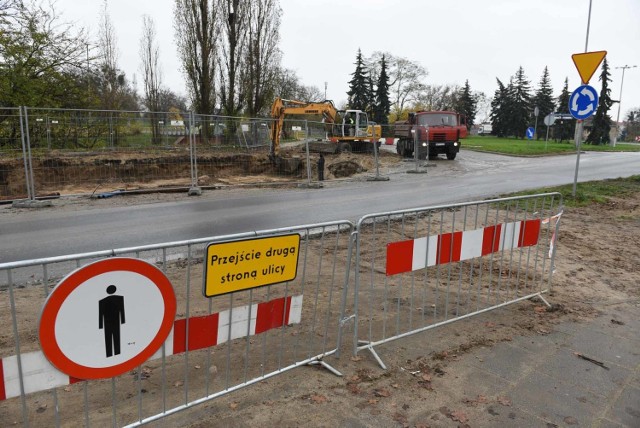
337 142 352 154
446 152 457 160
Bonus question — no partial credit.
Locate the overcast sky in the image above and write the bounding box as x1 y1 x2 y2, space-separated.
56 0 640 120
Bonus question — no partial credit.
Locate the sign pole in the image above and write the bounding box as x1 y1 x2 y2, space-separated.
545 124 550 150
572 0 593 198
572 120 583 197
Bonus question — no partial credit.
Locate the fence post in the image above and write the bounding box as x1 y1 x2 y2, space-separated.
305 120 311 185
407 125 428 175
23 107 37 200
188 111 202 196
366 125 389 182
18 106 33 200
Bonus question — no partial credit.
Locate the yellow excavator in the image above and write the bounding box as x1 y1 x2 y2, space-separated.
270 97 381 157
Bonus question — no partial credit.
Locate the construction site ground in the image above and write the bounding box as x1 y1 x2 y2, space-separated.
0 150 639 427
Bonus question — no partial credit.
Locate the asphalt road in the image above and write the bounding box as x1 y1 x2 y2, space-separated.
1 150 639 264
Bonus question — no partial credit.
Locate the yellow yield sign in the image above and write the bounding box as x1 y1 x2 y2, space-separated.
203 234 301 297
572 51 607 84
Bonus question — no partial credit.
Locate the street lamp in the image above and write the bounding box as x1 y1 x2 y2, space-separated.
612 65 637 147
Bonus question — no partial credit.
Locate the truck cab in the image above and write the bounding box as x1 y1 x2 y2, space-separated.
394 111 467 160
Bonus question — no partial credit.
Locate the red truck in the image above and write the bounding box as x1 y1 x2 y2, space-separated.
394 111 467 160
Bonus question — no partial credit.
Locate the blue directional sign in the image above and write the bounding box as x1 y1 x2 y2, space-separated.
569 84 599 120
526 127 535 140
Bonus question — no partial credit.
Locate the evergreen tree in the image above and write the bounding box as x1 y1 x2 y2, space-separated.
586 58 613 145
454 80 477 130
533 66 555 139
367 74 375 118
511 66 533 138
555 78 574 142
374 54 391 126
490 78 509 137
346 49 370 111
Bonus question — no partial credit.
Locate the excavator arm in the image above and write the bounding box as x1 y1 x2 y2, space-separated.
270 97 339 156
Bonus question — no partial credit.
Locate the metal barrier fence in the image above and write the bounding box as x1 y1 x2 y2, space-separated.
1 107 398 200
0 107 26 198
0 193 563 425
352 193 563 368
0 220 355 427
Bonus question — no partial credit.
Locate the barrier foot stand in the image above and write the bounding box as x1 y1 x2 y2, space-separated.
366 175 390 182
358 341 387 370
308 360 343 377
532 293 552 308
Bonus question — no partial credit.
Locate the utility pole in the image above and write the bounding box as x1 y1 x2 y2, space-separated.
612 65 637 147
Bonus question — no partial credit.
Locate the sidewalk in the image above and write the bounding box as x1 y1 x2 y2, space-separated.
441 301 640 427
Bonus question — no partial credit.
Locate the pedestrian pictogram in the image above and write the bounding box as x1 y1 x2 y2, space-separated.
98 285 126 358
569 84 599 120
572 51 607 84
39 258 176 380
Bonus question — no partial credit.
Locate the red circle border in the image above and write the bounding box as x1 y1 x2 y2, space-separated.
39 258 176 380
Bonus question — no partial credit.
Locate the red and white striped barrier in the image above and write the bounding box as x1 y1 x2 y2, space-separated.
386 219 542 275
0 295 302 401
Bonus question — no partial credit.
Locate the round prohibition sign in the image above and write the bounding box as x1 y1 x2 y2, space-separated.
39 257 176 380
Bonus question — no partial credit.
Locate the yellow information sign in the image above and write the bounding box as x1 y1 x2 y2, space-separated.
203 234 301 297
572 51 607 84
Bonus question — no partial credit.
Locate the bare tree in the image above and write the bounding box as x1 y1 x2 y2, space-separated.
271 67 322 102
97 0 122 110
139 15 162 143
414 84 459 111
366 52 428 116
173 0 218 117
218 0 247 116
243 0 282 117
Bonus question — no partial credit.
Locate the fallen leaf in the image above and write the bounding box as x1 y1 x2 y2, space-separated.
449 410 468 423
347 383 361 395
174 380 183 387
229 402 239 410
534 306 547 313
350 356 362 362
194 365 201 369
497 396 512 406
392 412 408 424
368 399 378 405
36 404 47 414
422 374 432 382
418 380 433 390
63 386 72 392
391 383 399 388
349 375 360 382
373 388 391 398
310 394 327 404
563 416 578 425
